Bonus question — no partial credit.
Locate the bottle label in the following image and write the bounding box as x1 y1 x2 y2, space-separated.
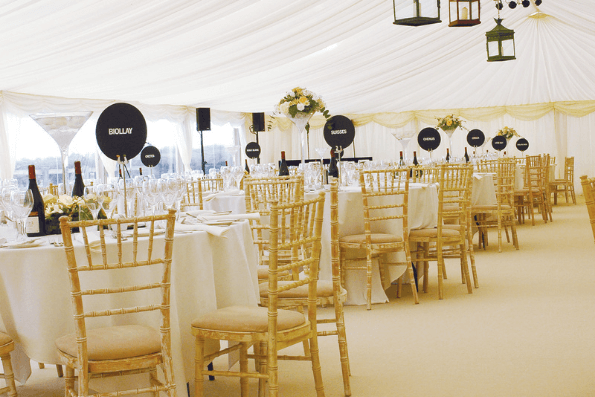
26 216 40 233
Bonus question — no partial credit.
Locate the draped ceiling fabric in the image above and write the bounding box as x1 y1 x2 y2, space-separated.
0 0 594 187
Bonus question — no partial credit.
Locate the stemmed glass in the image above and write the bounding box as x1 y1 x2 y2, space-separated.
83 186 100 220
10 190 34 241
230 167 244 192
158 178 178 211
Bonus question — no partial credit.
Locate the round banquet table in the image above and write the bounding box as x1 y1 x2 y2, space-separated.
0 221 259 396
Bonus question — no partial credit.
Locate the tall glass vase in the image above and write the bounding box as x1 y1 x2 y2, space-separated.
390 132 413 163
441 127 458 157
285 111 314 165
30 112 93 194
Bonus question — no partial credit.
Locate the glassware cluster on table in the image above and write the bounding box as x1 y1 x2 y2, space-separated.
0 179 33 242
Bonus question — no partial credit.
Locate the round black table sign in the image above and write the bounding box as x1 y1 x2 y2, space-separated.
323 115 355 150
417 127 441 151
492 135 508 151
467 129 485 148
245 142 261 159
96 103 147 161
516 138 529 152
141 146 161 167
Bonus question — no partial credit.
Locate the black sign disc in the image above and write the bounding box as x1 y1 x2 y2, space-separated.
467 129 485 148
245 142 261 159
141 145 161 167
492 135 508 151
417 127 441 151
96 103 147 161
516 138 529 152
323 115 355 150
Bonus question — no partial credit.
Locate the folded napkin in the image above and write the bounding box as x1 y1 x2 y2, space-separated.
203 192 229 202
2 238 45 249
174 222 229 237
198 213 260 222
75 231 102 252
184 209 217 217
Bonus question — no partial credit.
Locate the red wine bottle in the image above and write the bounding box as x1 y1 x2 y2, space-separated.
279 151 289 176
26 165 46 237
71 161 85 197
464 147 470 163
399 151 404 167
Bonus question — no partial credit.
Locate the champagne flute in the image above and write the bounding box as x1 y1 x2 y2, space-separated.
83 186 100 220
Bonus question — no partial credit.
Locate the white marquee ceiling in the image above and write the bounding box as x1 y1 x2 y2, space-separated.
1 0 594 115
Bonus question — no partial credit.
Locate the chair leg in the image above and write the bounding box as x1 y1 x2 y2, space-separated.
422 244 429 294
56 364 63 378
258 341 267 397
466 226 478 288
334 301 352 396
38 362 45 369
365 251 373 310
195 335 206 397
65 365 76 397
460 241 472 294
307 333 325 397
436 245 445 300
406 261 419 304
1 354 17 397
240 343 249 397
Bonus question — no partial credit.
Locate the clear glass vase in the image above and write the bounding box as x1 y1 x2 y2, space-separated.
284 111 314 164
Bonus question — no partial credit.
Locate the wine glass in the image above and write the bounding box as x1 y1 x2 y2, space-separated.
158 179 177 210
83 186 100 220
10 189 34 241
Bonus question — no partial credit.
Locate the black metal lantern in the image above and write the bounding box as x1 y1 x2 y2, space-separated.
393 0 441 27
486 18 516 62
449 0 480 27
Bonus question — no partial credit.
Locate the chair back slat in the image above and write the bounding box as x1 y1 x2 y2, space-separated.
580 175 595 243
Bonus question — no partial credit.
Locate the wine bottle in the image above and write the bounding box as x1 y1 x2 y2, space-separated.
410 151 419 178
399 151 404 167
328 151 339 179
26 165 46 237
413 151 419 166
279 151 289 176
139 167 143 176
446 148 450 163
245 159 250 174
71 161 85 197
464 147 470 163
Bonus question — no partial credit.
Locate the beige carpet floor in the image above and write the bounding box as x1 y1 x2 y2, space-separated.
11 198 595 397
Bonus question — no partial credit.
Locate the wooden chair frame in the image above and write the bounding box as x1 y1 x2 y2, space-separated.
57 209 177 397
339 168 419 310
0 333 17 397
192 194 326 397
185 178 224 210
550 157 576 205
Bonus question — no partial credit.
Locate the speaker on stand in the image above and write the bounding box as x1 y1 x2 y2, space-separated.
197 108 211 173
252 112 265 164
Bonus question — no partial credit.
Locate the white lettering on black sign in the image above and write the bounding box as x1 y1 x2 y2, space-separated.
108 128 134 135
472 137 479 140
423 137 435 141
247 149 259 152
331 129 348 135
145 154 154 158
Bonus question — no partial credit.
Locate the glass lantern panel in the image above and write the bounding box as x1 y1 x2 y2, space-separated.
394 0 414 20
449 2 458 22
470 2 479 19
419 0 439 18
458 2 471 19
488 41 500 57
502 38 515 57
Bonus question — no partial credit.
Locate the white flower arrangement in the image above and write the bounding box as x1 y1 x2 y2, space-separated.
496 126 519 140
276 87 330 119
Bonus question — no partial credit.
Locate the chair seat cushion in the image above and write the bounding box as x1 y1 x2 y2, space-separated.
442 224 463 230
257 266 290 279
191 306 306 333
514 188 541 194
0 332 13 355
409 228 460 238
340 233 402 245
55 325 161 361
259 280 334 298
472 204 512 211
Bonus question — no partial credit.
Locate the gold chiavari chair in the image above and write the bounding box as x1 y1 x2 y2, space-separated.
550 157 576 205
580 175 595 243
514 155 547 226
542 154 554 222
192 194 326 397
410 164 473 300
258 177 351 396
339 168 419 310
0 332 17 397
244 175 304 281
55 209 177 397
185 178 224 210
472 158 519 252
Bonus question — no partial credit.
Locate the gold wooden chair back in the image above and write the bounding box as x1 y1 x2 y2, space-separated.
185 178 224 210
414 166 437 183
580 175 595 243
191 193 326 397
477 159 498 174
56 209 177 397
550 157 577 205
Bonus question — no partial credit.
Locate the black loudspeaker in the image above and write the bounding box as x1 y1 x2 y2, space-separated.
197 108 211 131
252 112 265 132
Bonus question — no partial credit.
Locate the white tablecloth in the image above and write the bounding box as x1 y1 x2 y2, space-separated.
0 221 259 395
472 173 497 206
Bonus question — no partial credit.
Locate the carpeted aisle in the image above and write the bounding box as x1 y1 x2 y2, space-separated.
13 199 595 397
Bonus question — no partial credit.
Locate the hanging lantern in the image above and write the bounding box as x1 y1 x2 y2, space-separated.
485 18 516 62
449 0 480 26
393 0 441 27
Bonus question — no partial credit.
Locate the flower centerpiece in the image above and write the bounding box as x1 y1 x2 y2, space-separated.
496 126 519 140
436 114 465 132
276 87 331 163
43 194 108 234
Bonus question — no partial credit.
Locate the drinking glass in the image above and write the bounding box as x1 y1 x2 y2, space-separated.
10 189 33 241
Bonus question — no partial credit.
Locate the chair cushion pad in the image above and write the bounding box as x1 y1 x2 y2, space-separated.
55 325 161 361
472 204 512 211
340 233 402 245
191 306 306 333
409 228 460 238
259 280 334 298
0 332 13 355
